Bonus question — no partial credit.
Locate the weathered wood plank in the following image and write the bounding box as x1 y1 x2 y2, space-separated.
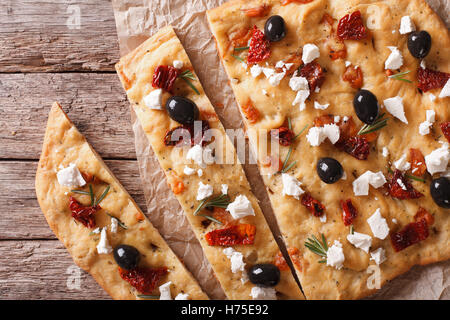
0 240 109 299
0 73 134 160
0 160 146 240
0 0 119 72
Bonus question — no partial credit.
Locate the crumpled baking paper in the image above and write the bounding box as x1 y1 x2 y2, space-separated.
111 0 449 300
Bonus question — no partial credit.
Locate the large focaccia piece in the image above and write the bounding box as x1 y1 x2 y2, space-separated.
115 26 304 300
207 0 449 299
35 102 208 300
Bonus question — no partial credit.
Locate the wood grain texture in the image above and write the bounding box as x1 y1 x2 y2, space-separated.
0 73 134 160
0 0 119 72
0 240 109 299
0 160 146 240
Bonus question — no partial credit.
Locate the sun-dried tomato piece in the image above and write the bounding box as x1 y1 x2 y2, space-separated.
341 199 358 226
281 0 314 5
167 171 185 195
342 65 363 89
152 65 180 93
119 267 168 295
387 170 423 200
337 11 367 41
409 148 426 177
247 26 271 64
241 4 271 17
301 193 325 217
313 114 334 127
229 28 252 50
271 126 295 146
211 207 235 226
241 100 260 124
440 122 450 142
321 13 347 60
299 61 325 92
68 196 99 229
417 67 450 92
80 172 103 185
273 251 290 271
164 120 211 147
390 208 432 252
205 224 256 246
335 136 370 160
338 116 358 138
288 247 303 271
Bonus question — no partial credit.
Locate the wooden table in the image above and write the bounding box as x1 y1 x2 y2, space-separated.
0 0 135 299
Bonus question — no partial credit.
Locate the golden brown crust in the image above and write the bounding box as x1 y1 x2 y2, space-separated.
35 102 208 300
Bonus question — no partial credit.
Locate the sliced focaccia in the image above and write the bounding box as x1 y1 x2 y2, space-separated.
207 0 450 299
115 26 304 300
35 102 208 300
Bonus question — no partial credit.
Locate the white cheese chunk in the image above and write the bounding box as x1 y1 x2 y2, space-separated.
326 240 345 270
186 145 205 167
226 195 255 219
292 89 310 111
347 232 372 253
275 61 285 69
439 79 450 98
352 171 386 196
197 169 203 177
250 64 263 78
306 126 326 146
425 143 450 175
110 217 118 233
429 93 436 102
183 166 195 175
393 153 411 171
426 109 436 123
383 96 408 124
289 76 309 91
322 124 340 144
281 173 305 200
419 121 432 135
143 89 163 110
345 61 351 67
302 43 320 64
334 115 341 123
382 147 389 158
367 209 390 240
221 184 228 195
399 16 415 34
57 163 86 188
174 293 189 300
420 60 427 69
370 247 386 265
196 182 213 201
314 101 329 110
250 287 277 300
96 227 112 254
223 247 246 273
384 47 404 70
173 60 184 69
159 281 172 300
319 214 327 223
268 72 286 86
262 67 275 79
91 227 100 234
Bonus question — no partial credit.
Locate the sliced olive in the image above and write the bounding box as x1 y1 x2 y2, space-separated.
113 245 140 270
430 177 450 209
317 157 344 184
165 96 199 125
353 89 379 125
264 15 286 42
248 264 280 287
407 31 431 59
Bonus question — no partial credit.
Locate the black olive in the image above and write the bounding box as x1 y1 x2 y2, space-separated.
113 245 140 270
353 89 379 125
407 31 431 59
248 264 280 287
430 177 450 209
317 157 344 184
264 15 286 42
165 96 199 125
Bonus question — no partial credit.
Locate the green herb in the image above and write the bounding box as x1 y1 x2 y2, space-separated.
386 167 426 183
106 212 128 230
70 190 91 196
277 124 308 174
193 194 231 216
293 124 309 141
198 214 223 225
178 70 200 95
94 185 110 206
358 113 388 135
234 46 249 51
350 225 354 235
232 54 245 62
388 70 412 83
89 184 95 206
71 184 110 207
137 294 160 299
305 234 328 263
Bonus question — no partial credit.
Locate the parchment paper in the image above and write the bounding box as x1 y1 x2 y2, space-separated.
111 0 450 300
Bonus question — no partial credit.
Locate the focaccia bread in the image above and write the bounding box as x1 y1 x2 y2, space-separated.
115 26 304 300
35 102 208 300
207 0 449 299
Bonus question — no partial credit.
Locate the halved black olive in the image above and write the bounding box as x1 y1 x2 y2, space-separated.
353 89 379 125
407 31 431 59
317 157 344 184
165 96 199 125
264 15 286 42
248 263 280 287
430 177 450 209
113 244 140 270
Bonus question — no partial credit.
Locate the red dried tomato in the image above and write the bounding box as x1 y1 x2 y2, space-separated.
241 100 260 124
409 148 427 177
152 65 180 93
288 247 303 271
337 11 367 41
247 26 271 64
281 0 314 5
335 136 370 160
273 251 290 271
390 208 432 252
341 199 358 226
313 114 334 127
342 65 363 89
271 126 295 146
68 196 99 228
80 172 103 184
301 193 325 217
321 13 347 60
387 170 423 200
205 224 256 246
229 28 252 49
119 267 168 294
241 4 270 17
417 67 450 92
440 122 450 143
299 61 325 92
164 120 211 147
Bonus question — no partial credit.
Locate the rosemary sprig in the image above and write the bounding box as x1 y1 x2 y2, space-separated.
387 167 425 183
106 212 128 230
89 184 95 206
70 190 91 196
350 225 354 235
293 124 309 141
94 185 110 206
232 54 245 62
178 70 199 95
277 124 308 173
304 234 328 263
198 214 223 225
357 113 388 135
388 70 412 83
193 194 231 216
70 184 110 207
234 46 249 51
137 294 160 299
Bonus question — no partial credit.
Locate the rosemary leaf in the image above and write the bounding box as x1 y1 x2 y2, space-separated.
293 124 309 141
193 194 230 216
358 113 388 135
70 190 91 196
179 70 200 95
181 77 200 95
305 234 328 261
288 118 292 130
197 214 223 225
89 184 95 206
234 46 249 51
282 160 297 173
106 212 128 230
350 225 354 235
94 185 110 206
406 175 425 183
232 54 245 62
389 70 412 83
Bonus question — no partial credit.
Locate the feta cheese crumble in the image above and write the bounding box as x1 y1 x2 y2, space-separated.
110 217 118 233
183 166 195 175
419 109 436 135
289 76 309 91
439 79 450 98
143 89 163 110
314 101 329 110
281 173 305 200
57 163 86 188
370 247 386 265
174 293 189 300
424 143 450 175
399 16 415 34
352 171 387 196
186 145 207 167
383 96 408 124
268 72 286 86
96 228 112 254
250 286 277 300
159 281 172 300
250 64 263 78
384 47 403 70
382 147 389 158
326 240 345 270
223 247 246 273
393 153 411 171
196 182 213 201
302 43 320 64
306 124 340 146
367 209 389 240
173 60 184 69
347 232 372 253
226 195 255 219
221 184 228 195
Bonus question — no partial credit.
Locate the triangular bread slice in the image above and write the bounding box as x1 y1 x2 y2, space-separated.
35 102 208 300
